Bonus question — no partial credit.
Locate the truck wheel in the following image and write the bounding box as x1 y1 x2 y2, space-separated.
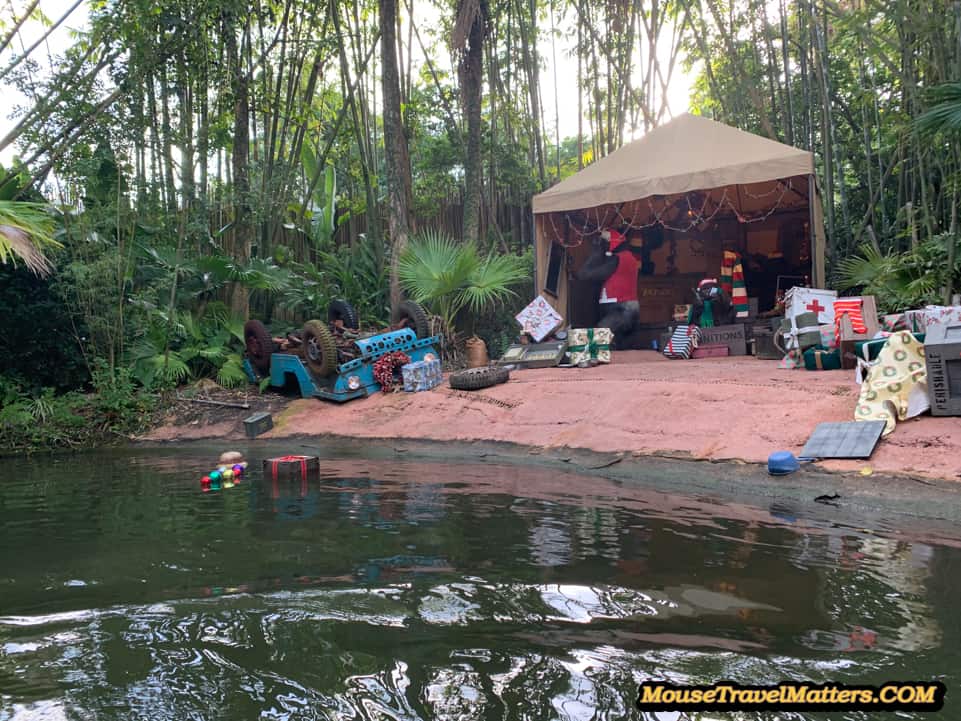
328 299 360 330
302 320 338 377
393 300 430 338
244 320 274 374
449 366 509 391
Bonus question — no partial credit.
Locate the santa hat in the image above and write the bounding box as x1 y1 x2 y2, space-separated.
606 228 628 250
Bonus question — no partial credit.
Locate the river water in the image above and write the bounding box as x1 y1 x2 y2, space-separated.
0 446 957 720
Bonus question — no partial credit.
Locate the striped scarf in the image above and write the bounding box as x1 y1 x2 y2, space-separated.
834 298 867 344
720 251 750 319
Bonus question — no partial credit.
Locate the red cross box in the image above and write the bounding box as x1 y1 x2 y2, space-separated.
785 287 837 326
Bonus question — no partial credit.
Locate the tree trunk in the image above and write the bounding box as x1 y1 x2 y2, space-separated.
455 0 488 243
225 11 252 318
381 0 415 312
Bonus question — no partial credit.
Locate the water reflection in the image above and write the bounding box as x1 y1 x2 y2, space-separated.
0 450 956 720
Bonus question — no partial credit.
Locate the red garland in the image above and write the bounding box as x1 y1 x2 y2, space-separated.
372 351 410 392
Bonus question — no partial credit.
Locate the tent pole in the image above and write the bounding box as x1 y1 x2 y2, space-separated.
532 212 539 297
808 174 818 286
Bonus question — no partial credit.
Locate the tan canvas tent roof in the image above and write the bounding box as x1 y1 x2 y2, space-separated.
532 113 814 214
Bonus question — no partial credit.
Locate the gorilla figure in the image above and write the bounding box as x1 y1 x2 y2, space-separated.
575 228 645 347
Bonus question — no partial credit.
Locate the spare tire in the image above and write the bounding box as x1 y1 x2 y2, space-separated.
301 320 338 377
244 319 274 374
328 299 360 330
449 366 509 391
393 300 430 339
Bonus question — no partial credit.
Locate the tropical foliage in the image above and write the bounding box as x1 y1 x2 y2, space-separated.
0 200 59 276
1 0 960 450
398 231 529 334
837 236 961 313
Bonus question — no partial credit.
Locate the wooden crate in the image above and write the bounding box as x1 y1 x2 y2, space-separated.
698 323 748 356
692 344 730 359
838 296 879 369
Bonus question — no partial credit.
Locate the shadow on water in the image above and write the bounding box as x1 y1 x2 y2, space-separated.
0 446 959 720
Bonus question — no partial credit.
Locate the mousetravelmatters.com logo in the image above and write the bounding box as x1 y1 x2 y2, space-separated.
636 681 945 712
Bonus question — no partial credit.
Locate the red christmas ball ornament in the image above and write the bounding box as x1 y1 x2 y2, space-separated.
201 475 212 492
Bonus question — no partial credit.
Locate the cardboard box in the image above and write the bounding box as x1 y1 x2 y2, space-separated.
676 236 723 275
924 321 961 416
698 323 748 356
636 275 699 325
837 296 879 369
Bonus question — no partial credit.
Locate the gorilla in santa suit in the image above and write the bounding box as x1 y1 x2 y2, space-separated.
574 228 645 346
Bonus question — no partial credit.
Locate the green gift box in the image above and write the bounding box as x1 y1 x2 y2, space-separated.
803 346 841 371
568 327 613 364
853 333 925 363
780 311 821 351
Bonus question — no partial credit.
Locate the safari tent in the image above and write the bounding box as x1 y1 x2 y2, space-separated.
532 113 827 330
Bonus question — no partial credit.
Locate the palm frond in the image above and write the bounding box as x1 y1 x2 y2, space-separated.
458 252 527 315
835 244 893 290
217 354 248 389
398 230 476 303
917 82 961 136
0 201 60 276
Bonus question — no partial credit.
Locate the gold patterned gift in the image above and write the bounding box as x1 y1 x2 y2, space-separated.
567 328 613 364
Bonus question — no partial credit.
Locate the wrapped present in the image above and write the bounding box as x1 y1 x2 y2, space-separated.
778 347 804 370
854 334 925 364
803 346 842 371
401 358 442 392
818 324 838 350
882 313 909 333
778 311 820 351
907 305 961 331
515 295 563 342
568 328 613 364
664 324 701 360
784 287 837 325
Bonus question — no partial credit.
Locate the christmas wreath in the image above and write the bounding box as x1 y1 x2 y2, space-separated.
373 351 410 392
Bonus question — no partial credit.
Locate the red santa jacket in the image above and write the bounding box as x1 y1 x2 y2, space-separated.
600 230 639 303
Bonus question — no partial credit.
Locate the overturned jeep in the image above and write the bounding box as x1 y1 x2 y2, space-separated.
243 300 441 402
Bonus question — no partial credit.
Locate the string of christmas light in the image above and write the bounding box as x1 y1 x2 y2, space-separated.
741 178 794 199
549 180 792 248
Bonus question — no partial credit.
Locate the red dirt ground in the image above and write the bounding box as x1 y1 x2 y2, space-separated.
211 351 959 482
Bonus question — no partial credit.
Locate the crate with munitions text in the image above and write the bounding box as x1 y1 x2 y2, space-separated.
697 323 748 356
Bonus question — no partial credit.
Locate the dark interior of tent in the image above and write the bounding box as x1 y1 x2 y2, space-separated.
539 176 817 337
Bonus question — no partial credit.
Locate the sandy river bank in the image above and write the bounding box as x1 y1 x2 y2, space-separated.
143 351 960 483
